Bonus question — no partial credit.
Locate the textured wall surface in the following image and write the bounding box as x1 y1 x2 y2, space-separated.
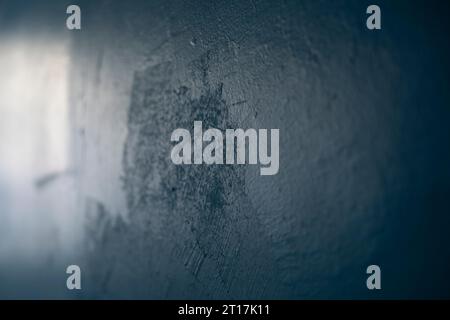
1 0 450 299
68 0 450 299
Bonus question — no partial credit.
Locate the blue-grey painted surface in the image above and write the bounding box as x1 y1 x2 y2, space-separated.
0 0 449 299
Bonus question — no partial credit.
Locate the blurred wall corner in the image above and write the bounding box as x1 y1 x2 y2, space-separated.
0 0 83 298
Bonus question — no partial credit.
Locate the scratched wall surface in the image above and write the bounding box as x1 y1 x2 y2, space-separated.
67 0 450 299
1 0 450 299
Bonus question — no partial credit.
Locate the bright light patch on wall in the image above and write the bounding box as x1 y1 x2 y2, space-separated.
0 35 77 264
